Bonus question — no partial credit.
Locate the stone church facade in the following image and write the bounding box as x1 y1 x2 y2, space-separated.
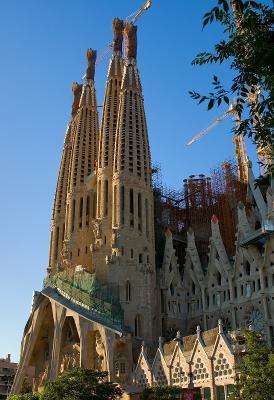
11 17 274 400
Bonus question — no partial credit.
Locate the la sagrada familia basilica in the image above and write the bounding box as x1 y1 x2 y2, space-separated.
12 16 274 400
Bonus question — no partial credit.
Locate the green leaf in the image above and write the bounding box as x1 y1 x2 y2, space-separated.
208 99 215 110
199 96 207 104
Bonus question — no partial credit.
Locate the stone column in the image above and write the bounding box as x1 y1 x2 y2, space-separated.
10 305 46 394
79 318 91 369
49 302 66 381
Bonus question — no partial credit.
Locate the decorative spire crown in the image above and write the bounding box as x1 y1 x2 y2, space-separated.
112 18 124 52
123 22 137 60
71 82 82 117
86 48 97 80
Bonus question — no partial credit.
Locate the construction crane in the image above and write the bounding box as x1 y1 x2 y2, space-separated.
186 104 234 146
95 0 152 65
186 103 250 184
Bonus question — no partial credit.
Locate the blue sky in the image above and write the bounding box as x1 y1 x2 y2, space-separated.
0 0 262 361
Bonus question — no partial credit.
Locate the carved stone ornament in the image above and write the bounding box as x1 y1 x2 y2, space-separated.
71 82 82 117
123 22 137 60
92 219 102 240
95 332 107 371
86 48 97 80
38 361 49 388
112 18 124 52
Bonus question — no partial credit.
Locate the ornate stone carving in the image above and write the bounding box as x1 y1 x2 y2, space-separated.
71 82 82 117
59 344 80 373
37 361 49 388
86 48 97 80
95 332 107 371
112 18 124 52
92 220 102 240
124 22 137 60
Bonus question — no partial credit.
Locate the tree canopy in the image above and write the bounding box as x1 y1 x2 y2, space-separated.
8 394 40 400
190 0 274 177
230 330 274 400
39 368 122 400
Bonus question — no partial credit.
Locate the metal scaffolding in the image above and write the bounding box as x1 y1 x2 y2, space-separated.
153 160 248 270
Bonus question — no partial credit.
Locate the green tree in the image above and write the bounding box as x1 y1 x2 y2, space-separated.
140 385 182 400
230 330 274 400
8 394 40 400
190 0 274 177
39 368 122 400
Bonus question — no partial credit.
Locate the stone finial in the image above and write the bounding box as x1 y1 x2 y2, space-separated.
159 336 163 350
196 325 201 337
123 22 137 60
218 319 223 334
71 82 82 117
175 331 181 342
86 48 97 80
141 340 145 352
112 18 124 52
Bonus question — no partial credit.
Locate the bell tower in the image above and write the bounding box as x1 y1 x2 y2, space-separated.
62 49 99 272
92 19 124 282
108 22 160 348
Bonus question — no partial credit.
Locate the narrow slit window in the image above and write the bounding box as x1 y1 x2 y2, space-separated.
104 180 108 217
86 196 90 226
79 197 83 228
121 186 125 224
54 226 59 260
126 280 131 302
72 200 76 232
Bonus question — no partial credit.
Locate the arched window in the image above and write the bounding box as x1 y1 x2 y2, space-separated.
244 260 251 276
217 271 222 285
170 283 174 296
192 281 196 295
126 280 131 302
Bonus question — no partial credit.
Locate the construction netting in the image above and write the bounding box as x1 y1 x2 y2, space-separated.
43 269 124 327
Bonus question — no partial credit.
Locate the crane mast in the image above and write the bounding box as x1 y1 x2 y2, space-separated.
95 0 152 65
186 104 249 184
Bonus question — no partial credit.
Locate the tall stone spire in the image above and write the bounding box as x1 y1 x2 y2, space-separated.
48 83 83 275
92 19 124 281
62 49 99 272
109 23 160 348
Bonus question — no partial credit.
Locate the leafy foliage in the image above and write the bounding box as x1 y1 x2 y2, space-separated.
230 330 274 400
140 385 182 400
39 368 122 400
190 0 274 177
8 394 40 400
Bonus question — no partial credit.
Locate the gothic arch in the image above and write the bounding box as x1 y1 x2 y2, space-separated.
29 299 55 390
59 316 80 374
